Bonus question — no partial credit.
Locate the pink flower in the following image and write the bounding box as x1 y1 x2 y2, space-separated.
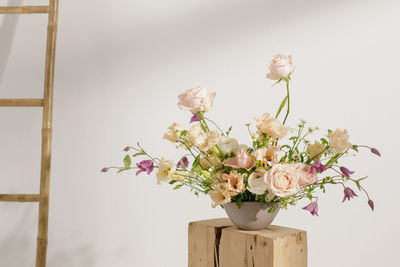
266 54 294 80
342 187 358 202
302 201 319 216
223 147 255 170
368 199 374 211
190 113 199 123
310 161 326 174
340 166 354 178
136 160 154 175
266 164 300 198
371 148 381 157
177 87 216 113
177 156 189 169
294 163 318 187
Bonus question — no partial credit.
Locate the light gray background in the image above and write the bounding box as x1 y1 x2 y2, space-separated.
0 0 399 266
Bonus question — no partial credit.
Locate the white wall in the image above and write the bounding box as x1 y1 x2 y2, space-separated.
0 0 399 266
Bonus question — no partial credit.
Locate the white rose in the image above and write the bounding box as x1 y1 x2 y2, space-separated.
266 54 294 80
329 129 352 153
247 168 268 195
156 158 175 184
217 138 239 155
163 123 183 142
265 164 300 198
177 87 216 113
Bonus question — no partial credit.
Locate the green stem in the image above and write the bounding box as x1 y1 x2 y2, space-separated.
283 79 290 125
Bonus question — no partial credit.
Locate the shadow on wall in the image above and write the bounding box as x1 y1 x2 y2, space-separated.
0 0 22 84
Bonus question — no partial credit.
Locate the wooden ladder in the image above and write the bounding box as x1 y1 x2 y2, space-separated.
0 1 59 267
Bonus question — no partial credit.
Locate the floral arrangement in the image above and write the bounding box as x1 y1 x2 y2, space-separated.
103 54 380 216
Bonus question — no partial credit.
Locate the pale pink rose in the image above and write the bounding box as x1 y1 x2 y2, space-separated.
222 172 245 196
329 129 352 153
265 164 300 198
223 147 255 170
254 113 288 140
266 54 294 80
294 163 318 187
177 87 216 113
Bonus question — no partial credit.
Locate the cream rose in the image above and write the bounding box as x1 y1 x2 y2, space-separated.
254 113 288 140
306 141 325 160
163 123 183 142
155 158 175 184
217 138 239 155
265 164 300 198
294 163 317 187
329 129 352 153
177 87 216 113
247 168 268 195
266 54 294 80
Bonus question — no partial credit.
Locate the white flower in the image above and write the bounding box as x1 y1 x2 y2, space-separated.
254 146 280 165
200 130 223 153
306 141 325 160
266 54 294 80
247 168 268 195
209 184 231 208
185 124 206 147
217 138 239 155
254 113 288 140
329 129 352 153
265 164 300 198
156 158 175 184
163 123 183 143
177 87 216 113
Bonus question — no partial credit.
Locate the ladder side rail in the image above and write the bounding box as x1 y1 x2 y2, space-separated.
35 1 59 267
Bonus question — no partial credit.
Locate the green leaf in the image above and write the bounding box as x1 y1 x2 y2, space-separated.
352 145 359 152
355 180 361 191
169 180 177 185
123 155 132 167
275 95 288 118
132 152 145 157
173 184 182 190
307 192 313 200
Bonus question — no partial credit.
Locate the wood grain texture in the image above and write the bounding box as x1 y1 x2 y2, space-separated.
0 98 43 107
189 218 307 267
0 6 49 14
0 194 40 202
35 1 59 267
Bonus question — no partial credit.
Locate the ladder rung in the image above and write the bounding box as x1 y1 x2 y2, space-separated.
0 194 40 202
0 6 49 14
0 98 43 107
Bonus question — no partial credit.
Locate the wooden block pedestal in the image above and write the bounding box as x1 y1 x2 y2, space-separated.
188 218 307 267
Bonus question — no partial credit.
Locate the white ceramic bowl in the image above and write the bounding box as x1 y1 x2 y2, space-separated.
224 202 280 230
